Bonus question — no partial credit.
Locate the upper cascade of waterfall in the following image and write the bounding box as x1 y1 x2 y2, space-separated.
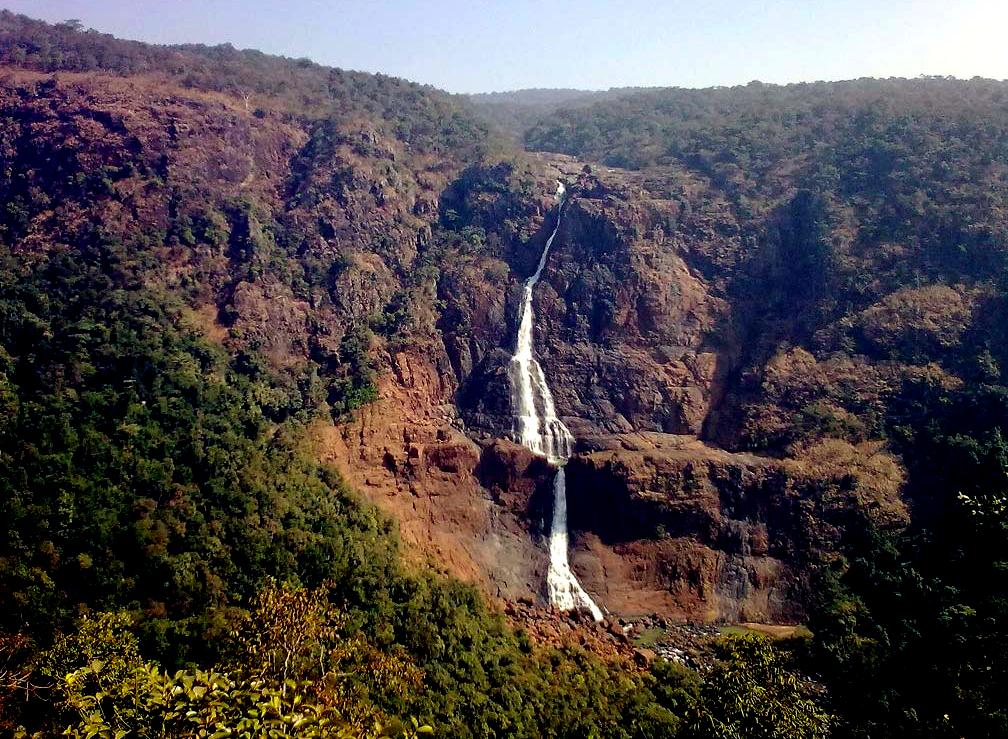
510 180 574 464
506 180 603 621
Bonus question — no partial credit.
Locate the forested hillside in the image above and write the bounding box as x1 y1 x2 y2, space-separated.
467 88 607 140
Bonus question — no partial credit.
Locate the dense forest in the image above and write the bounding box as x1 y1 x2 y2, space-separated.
514 77 1008 737
0 11 1006 738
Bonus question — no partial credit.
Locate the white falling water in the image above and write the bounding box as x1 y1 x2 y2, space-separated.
508 182 603 621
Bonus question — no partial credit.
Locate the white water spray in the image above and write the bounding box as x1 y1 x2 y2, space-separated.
508 182 603 621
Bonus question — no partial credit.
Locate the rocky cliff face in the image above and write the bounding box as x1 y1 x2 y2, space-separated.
533 176 726 437
324 157 909 623
445 161 736 439
312 346 556 603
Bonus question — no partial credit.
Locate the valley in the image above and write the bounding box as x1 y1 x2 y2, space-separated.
0 10 1005 738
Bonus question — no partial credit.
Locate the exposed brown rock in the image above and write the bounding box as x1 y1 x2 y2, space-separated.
312 347 551 603
315 159 910 627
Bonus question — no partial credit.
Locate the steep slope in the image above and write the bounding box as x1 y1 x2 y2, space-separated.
522 77 1008 458
429 156 914 621
0 16 716 739
2 15 1005 737
0 47 875 626
0 13 506 633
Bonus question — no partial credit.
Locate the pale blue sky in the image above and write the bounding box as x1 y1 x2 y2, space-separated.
5 1 1007 93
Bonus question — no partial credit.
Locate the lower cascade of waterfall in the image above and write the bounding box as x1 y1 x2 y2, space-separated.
546 469 604 620
507 182 604 621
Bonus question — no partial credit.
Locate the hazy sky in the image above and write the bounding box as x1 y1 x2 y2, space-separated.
5 1 1007 93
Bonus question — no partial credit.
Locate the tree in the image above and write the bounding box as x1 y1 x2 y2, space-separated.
229 580 423 732
684 635 832 739
36 586 432 738
39 611 148 731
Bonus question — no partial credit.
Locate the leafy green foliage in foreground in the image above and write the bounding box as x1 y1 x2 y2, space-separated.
11 595 828 739
33 590 430 738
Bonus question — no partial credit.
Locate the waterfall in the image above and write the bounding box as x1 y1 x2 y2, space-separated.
508 182 603 621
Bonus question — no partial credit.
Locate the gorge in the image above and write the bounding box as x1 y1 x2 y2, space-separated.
1 11 1006 737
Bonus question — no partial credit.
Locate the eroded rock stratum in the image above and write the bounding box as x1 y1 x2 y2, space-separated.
323 156 907 623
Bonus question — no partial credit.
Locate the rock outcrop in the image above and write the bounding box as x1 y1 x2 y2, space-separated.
320 158 908 623
314 347 551 602
566 434 806 621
